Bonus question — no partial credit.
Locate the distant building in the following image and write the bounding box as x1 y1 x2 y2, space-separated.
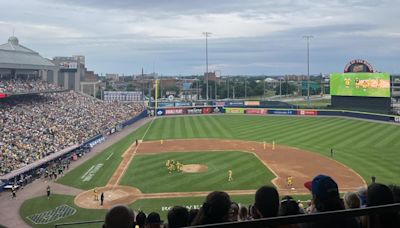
106 73 119 81
80 81 101 97
0 36 58 84
103 91 143 102
204 72 219 81
52 55 85 91
84 70 98 82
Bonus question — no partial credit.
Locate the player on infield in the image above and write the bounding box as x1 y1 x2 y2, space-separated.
228 169 233 182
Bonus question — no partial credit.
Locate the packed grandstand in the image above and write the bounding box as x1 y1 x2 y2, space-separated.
0 78 144 176
0 76 62 94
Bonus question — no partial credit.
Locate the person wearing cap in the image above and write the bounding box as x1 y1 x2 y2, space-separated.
303 174 358 228
145 212 163 228
103 204 135 228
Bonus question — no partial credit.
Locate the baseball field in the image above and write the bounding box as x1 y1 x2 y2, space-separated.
20 115 400 227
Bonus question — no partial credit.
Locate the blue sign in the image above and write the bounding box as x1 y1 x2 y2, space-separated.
226 101 244 106
158 102 175 107
156 109 166 116
175 102 192 107
268 110 296 115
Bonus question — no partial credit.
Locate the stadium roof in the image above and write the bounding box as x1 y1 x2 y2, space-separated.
0 36 56 70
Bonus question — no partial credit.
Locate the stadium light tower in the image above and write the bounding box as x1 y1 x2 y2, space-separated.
203 32 212 100
303 35 313 101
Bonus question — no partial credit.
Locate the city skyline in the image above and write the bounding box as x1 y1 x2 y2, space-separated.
1 0 399 75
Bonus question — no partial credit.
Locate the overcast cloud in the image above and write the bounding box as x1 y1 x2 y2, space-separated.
0 0 399 75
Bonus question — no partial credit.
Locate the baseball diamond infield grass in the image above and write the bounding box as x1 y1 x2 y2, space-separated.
120 151 275 193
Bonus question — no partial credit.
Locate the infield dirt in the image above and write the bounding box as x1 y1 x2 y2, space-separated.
74 139 366 209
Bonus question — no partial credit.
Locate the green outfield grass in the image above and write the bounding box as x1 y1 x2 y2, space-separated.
56 125 149 190
120 151 275 193
59 115 400 191
20 194 106 228
22 114 400 226
141 115 400 185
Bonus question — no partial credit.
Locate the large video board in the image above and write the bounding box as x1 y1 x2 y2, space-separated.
330 73 390 97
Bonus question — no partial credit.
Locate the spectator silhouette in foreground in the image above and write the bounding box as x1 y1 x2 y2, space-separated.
145 212 163 228
253 186 279 219
364 183 399 228
279 196 303 228
191 191 231 225
230 202 240 221
188 209 199 225
103 205 135 228
304 174 358 228
167 206 189 228
135 211 146 228
238 205 248 221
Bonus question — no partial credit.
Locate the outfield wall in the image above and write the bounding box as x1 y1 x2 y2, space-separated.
155 107 400 123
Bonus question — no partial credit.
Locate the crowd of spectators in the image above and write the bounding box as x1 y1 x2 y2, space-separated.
0 90 144 176
103 175 400 228
0 77 61 94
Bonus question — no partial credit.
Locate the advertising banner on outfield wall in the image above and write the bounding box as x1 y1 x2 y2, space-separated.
393 116 400 123
225 108 245 114
195 101 211 106
226 101 244 106
244 101 260 106
202 107 213 114
268 109 297 115
213 107 224 113
245 109 268 114
165 108 186 115
214 101 225 107
158 102 175 107
156 109 166 116
187 108 203 114
297 110 318 116
175 102 192 107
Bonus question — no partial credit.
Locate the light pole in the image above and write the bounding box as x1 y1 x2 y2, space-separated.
263 77 266 99
279 78 282 98
244 78 247 99
203 32 211 100
303 35 313 101
227 77 229 99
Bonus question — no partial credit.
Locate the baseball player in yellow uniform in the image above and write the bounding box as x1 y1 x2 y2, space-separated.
287 176 293 188
166 159 171 168
168 163 175 174
94 187 99 201
228 170 233 182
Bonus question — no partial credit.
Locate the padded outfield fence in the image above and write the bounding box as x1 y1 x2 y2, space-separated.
153 106 400 124
54 203 400 228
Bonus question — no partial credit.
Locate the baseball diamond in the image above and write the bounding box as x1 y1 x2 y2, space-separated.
16 114 400 227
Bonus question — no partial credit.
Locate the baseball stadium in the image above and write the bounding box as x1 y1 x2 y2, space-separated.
1 32 400 228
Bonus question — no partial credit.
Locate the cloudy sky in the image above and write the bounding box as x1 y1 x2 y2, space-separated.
0 0 399 75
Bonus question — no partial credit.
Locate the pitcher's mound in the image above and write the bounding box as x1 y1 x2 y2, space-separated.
74 186 142 209
182 164 208 173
